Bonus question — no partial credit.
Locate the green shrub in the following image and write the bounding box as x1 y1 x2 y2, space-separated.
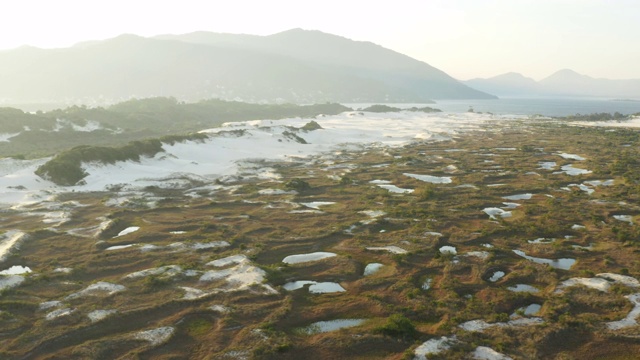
284 179 311 192
374 314 418 339
34 134 207 185
300 120 323 131
415 184 436 201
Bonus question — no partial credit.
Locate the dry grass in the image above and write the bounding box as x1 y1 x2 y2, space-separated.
1 122 640 358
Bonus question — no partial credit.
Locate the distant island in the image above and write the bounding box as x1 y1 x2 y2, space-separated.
359 104 441 113
464 69 640 99
612 99 640 102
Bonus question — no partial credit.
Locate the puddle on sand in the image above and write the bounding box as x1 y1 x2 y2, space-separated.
507 284 540 293
585 179 614 187
539 161 557 170
282 281 316 291
523 304 541 316
613 215 634 225
309 282 345 294
510 304 541 319
283 281 345 293
363 263 383 276
0 275 25 291
489 271 505 282
501 202 520 209
403 173 452 184
554 164 591 176
369 179 391 184
513 250 575 270
502 193 532 201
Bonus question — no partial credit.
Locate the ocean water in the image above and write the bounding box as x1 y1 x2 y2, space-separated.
347 98 640 117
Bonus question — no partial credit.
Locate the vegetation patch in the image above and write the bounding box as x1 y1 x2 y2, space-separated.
3 117 640 359
34 134 208 185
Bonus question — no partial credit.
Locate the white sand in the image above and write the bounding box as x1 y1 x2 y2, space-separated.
207 254 249 267
39 300 62 310
0 265 32 275
472 346 513 360
483 208 512 219
366 246 408 254
300 201 335 210
0 231 27 262
413 336 457 359
439 246 457 255
302 319 365 334
558 153 586 161
597 273 640 288
124 265 183 279
88 309 117 322
66 281 126 299
114 226 140 238
45 308 75 320
502 193 532 200
0 112 528 211
134 326 175 345
607 293 640 330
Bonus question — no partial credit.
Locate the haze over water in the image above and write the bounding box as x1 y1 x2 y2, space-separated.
351 98 640 117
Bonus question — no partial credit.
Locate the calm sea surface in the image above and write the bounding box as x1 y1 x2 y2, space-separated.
347 98 640 117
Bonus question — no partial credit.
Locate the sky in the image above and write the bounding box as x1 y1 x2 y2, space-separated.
1 0 639 81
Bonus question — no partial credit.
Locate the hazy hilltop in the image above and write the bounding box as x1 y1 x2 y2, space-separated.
156 28 491 100
464 72 543 97
465 69 640 99
539 69 640 98
0 29 493 107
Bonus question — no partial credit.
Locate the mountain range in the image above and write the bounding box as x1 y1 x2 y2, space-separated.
0 29 493 107
464 69 640 99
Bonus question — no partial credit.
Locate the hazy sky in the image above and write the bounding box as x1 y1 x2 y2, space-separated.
2 0 639 80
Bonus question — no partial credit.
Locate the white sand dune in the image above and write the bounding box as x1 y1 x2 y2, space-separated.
0 112 516 209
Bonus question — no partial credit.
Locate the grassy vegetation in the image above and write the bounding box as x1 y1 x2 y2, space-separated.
1 120 640 358
557 112 630 121
0 98 351 158
35 134 209 185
